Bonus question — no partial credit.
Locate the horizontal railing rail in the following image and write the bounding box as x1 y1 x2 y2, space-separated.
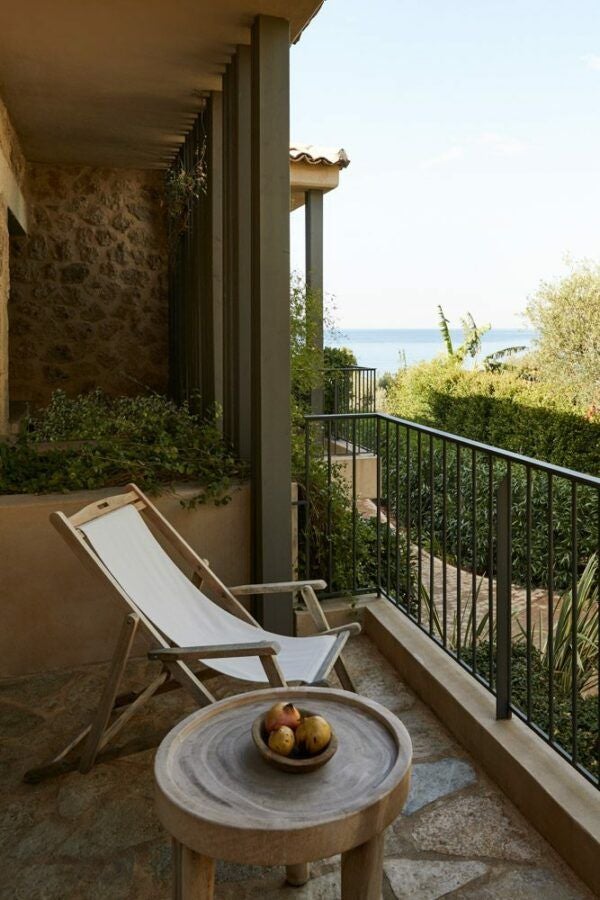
301 411 600 789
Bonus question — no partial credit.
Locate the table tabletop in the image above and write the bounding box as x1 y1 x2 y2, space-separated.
155 686 412 866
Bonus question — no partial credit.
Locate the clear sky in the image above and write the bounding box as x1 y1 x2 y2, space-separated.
290 0 600 329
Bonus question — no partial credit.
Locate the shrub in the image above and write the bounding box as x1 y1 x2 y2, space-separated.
0 390 244 504
385 358 600 475
472 641 598 781
290 278 413 595
323 346 358 370
380 431 598 592
526 260 600 409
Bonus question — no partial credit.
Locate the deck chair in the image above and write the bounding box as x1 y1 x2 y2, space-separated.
24 484 359 782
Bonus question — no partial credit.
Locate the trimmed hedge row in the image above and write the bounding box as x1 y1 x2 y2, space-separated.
385 360 600 475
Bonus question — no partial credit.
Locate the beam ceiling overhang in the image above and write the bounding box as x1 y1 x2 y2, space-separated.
0 0 323 168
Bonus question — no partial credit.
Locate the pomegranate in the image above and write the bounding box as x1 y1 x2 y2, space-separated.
263 701 302 733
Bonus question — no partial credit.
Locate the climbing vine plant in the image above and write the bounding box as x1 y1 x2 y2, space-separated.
164 109 208 245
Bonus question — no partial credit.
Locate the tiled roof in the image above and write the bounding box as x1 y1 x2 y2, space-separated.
289 144 350 168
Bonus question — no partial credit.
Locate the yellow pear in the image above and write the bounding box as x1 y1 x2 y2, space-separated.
267 725 295 757
294 715 332 755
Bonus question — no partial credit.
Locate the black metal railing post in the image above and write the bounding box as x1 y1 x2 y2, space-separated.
496 472 512 719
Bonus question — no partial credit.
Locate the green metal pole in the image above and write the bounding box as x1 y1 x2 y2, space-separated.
305 188 324 414
250 15 293 634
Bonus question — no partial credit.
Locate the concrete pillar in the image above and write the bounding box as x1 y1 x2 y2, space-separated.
250 15 293 634
305 189 324 413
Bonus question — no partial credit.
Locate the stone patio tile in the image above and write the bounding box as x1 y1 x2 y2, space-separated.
0 668 73 704
0 635 592 899
0 701 45 739
86 854 136 900
8 861 99 900
395 702 460 760
409 792 540 862
216 860 274 883
128 839 173 900
403 757 477 815
452 865 594 899
384 858 488 899
346 635 417 713
215 870 340 898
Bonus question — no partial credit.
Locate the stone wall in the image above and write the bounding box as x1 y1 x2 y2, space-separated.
0 94 27 432
0 95 26 190
9 164 169 407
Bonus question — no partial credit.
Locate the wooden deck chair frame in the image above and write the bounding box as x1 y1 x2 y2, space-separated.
24 484 359 783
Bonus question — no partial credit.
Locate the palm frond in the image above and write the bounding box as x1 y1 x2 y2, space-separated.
437 305 454 357
542 552 598 695
458 313 491 360
483 345 528 372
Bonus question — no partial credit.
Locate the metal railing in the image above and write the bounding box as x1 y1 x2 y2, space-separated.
323 367 377 453
302 411 600 788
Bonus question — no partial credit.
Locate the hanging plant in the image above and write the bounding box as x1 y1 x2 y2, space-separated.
164 126 208 244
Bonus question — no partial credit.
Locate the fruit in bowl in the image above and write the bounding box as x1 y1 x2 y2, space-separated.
253 702 337 772
294 715 332 755
267 725 295 756
264 702 302 733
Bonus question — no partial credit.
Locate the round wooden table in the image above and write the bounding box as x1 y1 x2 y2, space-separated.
155 686 412 900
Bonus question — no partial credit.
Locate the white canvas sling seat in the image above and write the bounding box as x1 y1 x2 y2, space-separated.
79 504 338 685
23 485 358 782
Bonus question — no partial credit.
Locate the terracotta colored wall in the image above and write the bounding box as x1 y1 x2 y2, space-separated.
9 164 169 406
0 483 252 677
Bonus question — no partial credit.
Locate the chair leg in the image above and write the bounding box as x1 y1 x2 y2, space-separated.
95 670 169 753
23 671 170 783
260 654 287 687
79 613 140 773
300 585 358 692
334 656 357 693
23 724 93 783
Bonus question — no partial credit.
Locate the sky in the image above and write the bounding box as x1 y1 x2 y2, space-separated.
289 0 600 329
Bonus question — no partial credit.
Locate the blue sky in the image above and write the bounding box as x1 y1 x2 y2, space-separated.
290 0 600 328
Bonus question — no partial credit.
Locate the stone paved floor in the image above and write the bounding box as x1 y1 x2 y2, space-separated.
0 636 592 899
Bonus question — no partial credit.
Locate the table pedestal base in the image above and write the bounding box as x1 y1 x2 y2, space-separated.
341 832 384 900
172 835 385 899
173 841 215 900
285 862 310 886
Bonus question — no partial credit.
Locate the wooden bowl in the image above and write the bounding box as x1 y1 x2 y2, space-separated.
251 708 338 774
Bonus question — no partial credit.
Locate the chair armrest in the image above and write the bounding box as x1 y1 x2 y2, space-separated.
323 622 362 637
148 640 281 663
229 579 327 597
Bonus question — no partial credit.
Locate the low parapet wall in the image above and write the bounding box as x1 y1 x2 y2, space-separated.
0 482 251 677
364 599 600 896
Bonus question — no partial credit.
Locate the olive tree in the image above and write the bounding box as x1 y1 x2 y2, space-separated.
526 261 600 408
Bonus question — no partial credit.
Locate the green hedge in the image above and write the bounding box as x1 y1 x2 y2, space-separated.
386 360 600 475
382 362 599 592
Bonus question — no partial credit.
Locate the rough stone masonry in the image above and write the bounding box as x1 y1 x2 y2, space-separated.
8 164 169 408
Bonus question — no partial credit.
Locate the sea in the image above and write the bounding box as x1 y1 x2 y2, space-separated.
326 328 536 374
